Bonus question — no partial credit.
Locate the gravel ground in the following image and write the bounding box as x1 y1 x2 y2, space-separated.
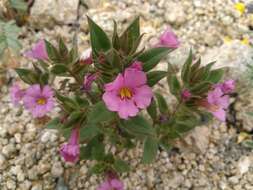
1 0 253 190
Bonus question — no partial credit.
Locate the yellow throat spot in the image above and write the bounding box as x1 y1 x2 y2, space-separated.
119 87 132 99
234 3 245 14
241 37 249 45
37 98 46 105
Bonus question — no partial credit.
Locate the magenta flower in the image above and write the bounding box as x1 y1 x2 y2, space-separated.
23 84 54 118
215 80 235 94
97 178 124 190
102 67 153 119
181 89 191 101
60 127 80 163
24 40 48 60
80 48 93 65
83 73 97 91
205 87 229 122
10 83 25 106
129 61 143 71
156 28 180 49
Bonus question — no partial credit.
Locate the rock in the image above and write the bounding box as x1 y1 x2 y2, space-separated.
202 41 253 77
175 126 211 153
6 179 16 189
0 127 7 138
40 130 58 143
20 180 32 190
164 2 187 26
30 0 79 28
0 153 7 170
164 172 184 188
237 156 252 175
84 0 101 8
31 183 43 190
2 144 16 157
38 162 51 175
51 162 64 177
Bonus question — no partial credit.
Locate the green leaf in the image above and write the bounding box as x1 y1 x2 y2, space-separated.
246 112 253 117
39 72 49 85
119 16 140 54
79 124 100 141
91 141 105 161
155 93 168 114
9 0 28 12
46 117 61 129
81 135 101 160
181 50 193 83
0 21 21 56
243 140 253 149
87 101 115 124
64 111 82 127
120 115 155 137
50 64 68 75
58 37 68 56
112 21 120 50
206 69 224 83
168 75 181 97
113 159 130 173
159 139 172 152
147 71 167 87
190 81 211 95
138 47 171 72
147 99 157 121
142 137 158 164
87 16 111 52
55 93 79 112
45 40 60 63
89 163 106 174
174 121 195 133
15 68 38 84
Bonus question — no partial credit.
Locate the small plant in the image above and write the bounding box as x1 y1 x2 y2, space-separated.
11 17 235 189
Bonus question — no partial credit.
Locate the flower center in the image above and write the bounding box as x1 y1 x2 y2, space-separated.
36 98 46 105
119 87 132 99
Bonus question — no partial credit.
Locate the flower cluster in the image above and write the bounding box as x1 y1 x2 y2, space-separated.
12 17 235 189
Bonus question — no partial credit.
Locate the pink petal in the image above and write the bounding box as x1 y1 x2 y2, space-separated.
110 179 124 189
207 87 223 104
157 28 180 48
130 61 143 71
105 74 124 91
118 99 139 119
133 85 153 109
42 85 54 97
96 181 111 190
212 108 226 122
102 91 121 112
123 68 146 87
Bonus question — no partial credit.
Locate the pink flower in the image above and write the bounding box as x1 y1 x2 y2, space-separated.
102 67 153 119
24 40 48 60
181 89 191 101
83 73 97 91
80 48 93 65
97 178 124 190
23 84 54 118
10 83 25 106
215 80 235 94
205 87 229 122
129 61 143 71
60 127 80 163
156 28 180 49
